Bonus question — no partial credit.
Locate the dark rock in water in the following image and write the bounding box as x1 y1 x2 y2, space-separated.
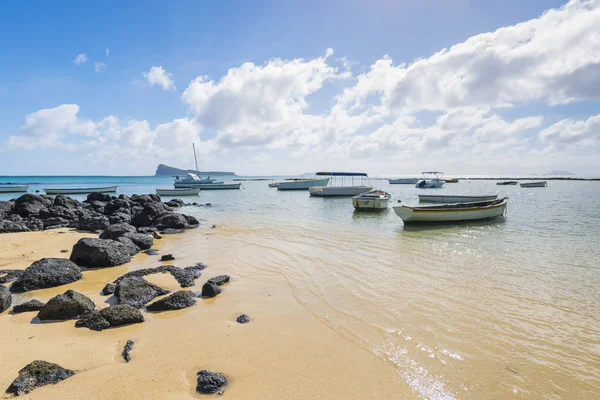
6 360 74 396
0 269 24 284
12 299 46 314
101 283 116 295
0 285 11 313
77 210 110 232
37 290 95 320
146 290 197 311
74 311 111 331
183 214 200 226
137 226 157 234
75 305 144 331
160 228 185 235
165 199 184 208
53 194 80 209
201 282 222 298
10 258 82 293
122 232 153 250
13 194 50 217
131 202 171 227
160 254 175 262
108 212 132 225
236 314 250 324
0 220 30 233
104 199 131 216
86 192 111 203
114 265 201 288
152 231 162 239
99 223 137 240
208 275 230 286
114 276 170 309
196 370 228 394
70 238 131 268
144 249 159 256
184 263 207 279
116 237 140 256
152 213 188 230
122 340 135 362
130 194 156 205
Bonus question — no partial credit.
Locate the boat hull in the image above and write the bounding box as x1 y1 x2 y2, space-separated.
352 197 390 210
393 198 508 223
496 181 518 185
268 183 280 188
309 186 373 197
156 188 200 196
44 186 118 194
520 181 547 187
415 180 445 188
182 183 241 190
444 178 459 183
277 178 330 190
418 194 498 203
387 179 418 184
0 185 29 193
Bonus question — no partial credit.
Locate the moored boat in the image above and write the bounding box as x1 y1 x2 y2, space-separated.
192 183 241 190
352 190 391 210
0 185 29 193
309 172 372 197
444 178 459 183
387 178 419 184
174 173 216 188
44 186 118 194
415 172 445 188
496 181 518 185
418 194 498 203
520 181 547 188
156 187 200 196
277 178 330 190
268 182 280 188
393 197 508 223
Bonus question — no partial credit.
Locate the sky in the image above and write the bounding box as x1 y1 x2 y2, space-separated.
0 0 599 176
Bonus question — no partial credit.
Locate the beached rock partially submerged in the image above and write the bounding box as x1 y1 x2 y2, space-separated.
101 283 116 295
12 300 45 314
9 258 82 293
196 370 228 394
146 290 197 311
75 305 144 331
114 265 202 288
201 282 222 298
208 275 230 286
70 238 131 268
122 340 135 362
37 290 95 321
6 360 74 396
0 285 12 313
114 276 170 308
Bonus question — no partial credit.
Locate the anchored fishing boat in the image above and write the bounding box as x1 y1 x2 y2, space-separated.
387 178 419 184
268 182 280 188
277 177 330 190
193 183 241 190
156 187 200 196
352 190 391 210
520 181 547 188
415 172 445 188
44 186 117 194
393 197 508 223
418 194 498 203
496 181 518 185
0 185 29 193
309 172 372 197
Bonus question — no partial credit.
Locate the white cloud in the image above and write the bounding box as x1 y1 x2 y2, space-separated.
73 53 87 65
95 62 107 73
540 114 600 144
143 66 176 91
106 48 110 56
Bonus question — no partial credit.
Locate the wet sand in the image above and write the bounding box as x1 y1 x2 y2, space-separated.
0 228 415 399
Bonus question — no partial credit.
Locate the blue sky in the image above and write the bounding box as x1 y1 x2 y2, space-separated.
1 0 598 175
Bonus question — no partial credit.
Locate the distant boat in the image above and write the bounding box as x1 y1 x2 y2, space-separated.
418 194 498 203
277 178 330 191
0 185 29 193
393 197 508 223
268 182 280 188
444 178 459 183
387 178 419 184
44 186 117 194
415 172 445 189
352 190 391 210
309 172 372 197
520 181 547 188
191 183 241 190
156 187 200 196
174 173 216 187
496 181 518 185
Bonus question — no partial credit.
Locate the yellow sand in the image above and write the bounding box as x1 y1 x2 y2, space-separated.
0 228 415 399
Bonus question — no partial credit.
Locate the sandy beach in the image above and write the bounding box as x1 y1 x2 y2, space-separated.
0 228 415 399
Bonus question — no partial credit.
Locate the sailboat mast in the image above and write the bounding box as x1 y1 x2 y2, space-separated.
192 143 199 173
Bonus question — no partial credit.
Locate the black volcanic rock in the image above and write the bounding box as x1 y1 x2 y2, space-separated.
122 340 135 362
101 283 116 295
12 300 46 314
208 275 230 286
196 370 228 394
114 265 201 288
108 212 132 225
122 232 153 250
160 254 175 262
37 290 95 320
146 290 197 311
104 199 131 215
116 237 140 256
114 276 170 309
77 210 110 232
86 192 111 203
0 269 24 284
70 238 131 268
236 314 250 324
201 282 222 298
99 223 137 240
75 305 144 331
6 360 74 396
13 194 50 217
152 213 188 230
10 258 82 293
0 285 11 313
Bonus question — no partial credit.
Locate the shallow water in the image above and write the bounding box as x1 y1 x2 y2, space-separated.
2 176 600 399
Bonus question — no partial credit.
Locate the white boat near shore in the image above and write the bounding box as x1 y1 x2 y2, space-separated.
0 185 29 193
352 190 391 210
418 194 498 203
393 197 508 223
277 178 330 190
309 172 372 197
156 187 200 196
192 183 241 190
520 181 547 188
415 172 445 188
387 178 419 184
44 186 118 194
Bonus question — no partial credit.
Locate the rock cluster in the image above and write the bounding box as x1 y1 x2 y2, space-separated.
75 305 144 331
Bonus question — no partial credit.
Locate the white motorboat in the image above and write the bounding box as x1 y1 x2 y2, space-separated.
0 185 29 193
387 178 419 184
309 172 372 197
192 183 241 190
156 187 200 196
418 194 498 203
352 190 391 210
277 178 330 190
268 182 280 188
415 172 445 188
520 181 547 188
174 173 216 188
393 197 508 223
44 186 118 194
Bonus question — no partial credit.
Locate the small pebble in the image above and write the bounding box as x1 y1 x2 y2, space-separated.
236 314 250 324
122 340 135 362
60 249 68 253
160 254 175 262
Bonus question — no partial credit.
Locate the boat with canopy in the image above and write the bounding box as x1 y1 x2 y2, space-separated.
415 172 445 188
309 172 372 197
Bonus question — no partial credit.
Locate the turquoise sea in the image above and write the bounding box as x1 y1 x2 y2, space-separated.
1 175 600 399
